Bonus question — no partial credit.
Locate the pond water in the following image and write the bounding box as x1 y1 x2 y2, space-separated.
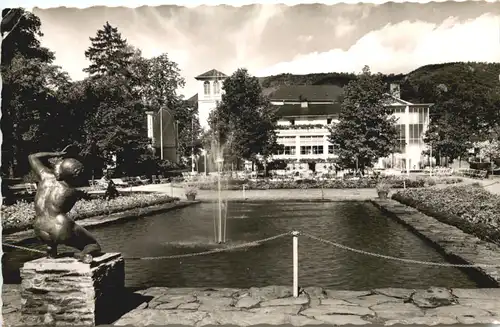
3 201 479 290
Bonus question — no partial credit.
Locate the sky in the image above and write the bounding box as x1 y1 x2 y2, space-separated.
4 1 500 97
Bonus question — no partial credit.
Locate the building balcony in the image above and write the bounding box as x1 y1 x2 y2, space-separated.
272 153 338 161
277 128 330 136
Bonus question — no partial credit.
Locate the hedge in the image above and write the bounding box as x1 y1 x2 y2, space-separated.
189 176 463 190
1 193 177 234
392 185 500 243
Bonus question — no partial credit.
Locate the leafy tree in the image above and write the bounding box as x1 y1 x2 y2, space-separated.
208 68 279 168
423 113 472 165
78 23 152 176
329 66 399 172
140 53 185 107
1 8 54 66
175 100 202 160
2 55 70 176
404 62 500 162
137 52 201 161
1 9 67 177
477 140 500 162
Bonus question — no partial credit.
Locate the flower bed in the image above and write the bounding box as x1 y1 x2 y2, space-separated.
1 193 177 234
189 176 462 190
392 185 500 243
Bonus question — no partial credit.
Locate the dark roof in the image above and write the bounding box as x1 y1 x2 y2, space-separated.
262 86 280 97
268 85 344 101
274 103 341 117
195 69 228 80
186 93 198 103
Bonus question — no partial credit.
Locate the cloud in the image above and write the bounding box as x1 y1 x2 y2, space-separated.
33 4 500 98
255 13 500 77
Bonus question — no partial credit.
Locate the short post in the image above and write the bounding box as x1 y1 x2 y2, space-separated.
292 231 299 298
242 184 246 199
403 180 406 189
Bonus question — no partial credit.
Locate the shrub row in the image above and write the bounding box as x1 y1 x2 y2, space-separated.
392 185 500 243
192 176 463 190
1 193 176 234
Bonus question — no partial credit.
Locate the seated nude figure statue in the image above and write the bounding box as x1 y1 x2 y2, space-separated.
29 146 102 263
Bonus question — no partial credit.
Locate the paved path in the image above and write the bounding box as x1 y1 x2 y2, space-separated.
130 183 378 201
3 285 500 326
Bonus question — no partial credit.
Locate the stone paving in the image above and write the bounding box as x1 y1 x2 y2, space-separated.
133 183 379 201
4 284 500 326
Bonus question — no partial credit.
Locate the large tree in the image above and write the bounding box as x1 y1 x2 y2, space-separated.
175 100 202 160
329 66 399 171
1 8 54 66
1 8 69 177
137 52 201 161
404 63 500 162
208 68 279 167
78 23 152 176
83 21 134 77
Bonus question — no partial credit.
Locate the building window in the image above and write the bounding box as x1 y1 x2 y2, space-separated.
312 145 323 154
284 146 296 155
409 123 424 146
213 81 220 94
300 146 311 155
299 135 324 156
328 145 334 154
203 81 210 95
395 124 406 152
300 146 323 155
276 136 296 155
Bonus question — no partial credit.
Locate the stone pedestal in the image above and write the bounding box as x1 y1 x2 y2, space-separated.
20 253 124 326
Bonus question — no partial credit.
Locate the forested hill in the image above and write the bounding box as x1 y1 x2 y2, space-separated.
259 61 500 102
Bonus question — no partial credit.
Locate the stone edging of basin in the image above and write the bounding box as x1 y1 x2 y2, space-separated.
197 199 371 203
2 200 200 246
371 199 500 286
4 284 500 326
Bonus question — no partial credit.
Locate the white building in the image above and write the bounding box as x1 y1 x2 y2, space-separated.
267 84 432 172
187 69 432 172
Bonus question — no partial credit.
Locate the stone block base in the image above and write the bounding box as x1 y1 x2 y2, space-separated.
20 252 124 326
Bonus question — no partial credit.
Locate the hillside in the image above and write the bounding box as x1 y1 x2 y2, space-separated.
259 62 500 103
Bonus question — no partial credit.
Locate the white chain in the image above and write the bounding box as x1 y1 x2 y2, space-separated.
124 232 291 260
301 232 500 268
2 243 45 254
5 231 500 268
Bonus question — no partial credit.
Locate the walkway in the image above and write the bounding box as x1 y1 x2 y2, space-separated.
3 284 500 326
130 183 377 201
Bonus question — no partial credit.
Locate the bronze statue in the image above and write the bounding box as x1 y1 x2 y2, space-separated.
29 146 102 263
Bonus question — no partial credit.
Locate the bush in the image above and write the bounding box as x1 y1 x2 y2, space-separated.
1 193 176 234
191 176 458 191
392 185 500 243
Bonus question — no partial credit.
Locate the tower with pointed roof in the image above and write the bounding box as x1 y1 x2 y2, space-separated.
194 69 228 130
